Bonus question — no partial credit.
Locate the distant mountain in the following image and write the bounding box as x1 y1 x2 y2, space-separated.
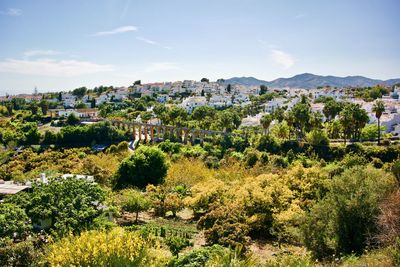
221 77 269 86
224 73 400 89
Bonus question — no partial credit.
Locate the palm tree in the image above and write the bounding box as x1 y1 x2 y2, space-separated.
372 100 385 144
260 114 273 135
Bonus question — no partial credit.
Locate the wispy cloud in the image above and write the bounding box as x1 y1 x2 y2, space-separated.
270 49 295 69
0 58 114 77
145 62 179 72
23 50 62 57
137 36 157 45
136 36 172 49
92 25 137 36
0 8 22 16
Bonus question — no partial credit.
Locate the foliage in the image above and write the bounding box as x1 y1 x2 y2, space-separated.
197 202 250 249
0 237 45 267
165 236 192 256
168 245 225 267
0 204 31 239
206 246 259 267
114 146 168 189
302 166 396 259
376 189 400 246
305 129 329 146
7 177 106 237
44 227 167 266
118 189 151 223
66 113 80 125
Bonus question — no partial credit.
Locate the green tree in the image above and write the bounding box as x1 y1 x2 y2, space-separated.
272 107 285 122
226 84 232 93
8 177 106 237
217 110 241 132
259 85 268 95
305 129 329 146
289 102 311 138
323 99 342 121
39 100 49 115
90 98 96 108
74 102 86 109
153 104 168 124
72 87 87 98
339 103 369 143
201 78 209 83
302 166 396 259
167 107 188 126
29 102 39 115
114 146 168 189
372 100 385 144
260 114 273 135
119 189 151 223
0 203 32 238
5 102 13 116
66 113 80 125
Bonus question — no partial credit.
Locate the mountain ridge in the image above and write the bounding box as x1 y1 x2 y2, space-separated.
223 73 400 89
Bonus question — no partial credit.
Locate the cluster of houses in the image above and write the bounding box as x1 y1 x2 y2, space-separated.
2 80 400 135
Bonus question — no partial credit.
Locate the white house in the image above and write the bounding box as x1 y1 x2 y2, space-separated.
180 96 207 113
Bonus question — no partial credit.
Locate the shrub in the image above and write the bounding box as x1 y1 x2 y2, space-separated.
117 141 129 152
7 177 106 237
244 148 258 167
306 129 329 146
302 166 396 259
0 238 44 267
0 203 31 239
197 203 249 249
259 152 269 164
168 245 225 267
159 140 182 154
271 155 288 168
114 146 168 189
165 236 192 256
256 135 280 153
376 189 400 246
44 228 165 266
391 159 400 185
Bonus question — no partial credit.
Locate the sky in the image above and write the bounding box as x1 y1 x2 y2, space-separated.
0 0 399 94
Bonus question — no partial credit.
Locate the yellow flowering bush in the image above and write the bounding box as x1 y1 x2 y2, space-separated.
45 227 168 266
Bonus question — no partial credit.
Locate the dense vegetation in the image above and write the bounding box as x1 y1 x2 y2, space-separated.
0 94 399 266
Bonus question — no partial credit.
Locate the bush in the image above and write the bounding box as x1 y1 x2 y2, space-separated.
44 228 165 266
114 146 168 189
197 203 249 249
0 238 44 267
306 129 329 146
376 189 400 246
168 245 225 267
271 155 288 168
117 141 129 152
256 135 280 153
6 177 106 237
302 166 396 259
0 203 31 239
159 140 182 154
244 148 258 167
165 236 192 256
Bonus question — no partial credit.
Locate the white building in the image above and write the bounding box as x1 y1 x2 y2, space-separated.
180 96 207 113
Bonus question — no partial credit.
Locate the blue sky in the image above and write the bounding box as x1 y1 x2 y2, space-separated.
0 0 399 94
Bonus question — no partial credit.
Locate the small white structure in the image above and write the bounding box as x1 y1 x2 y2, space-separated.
180 96 207 113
